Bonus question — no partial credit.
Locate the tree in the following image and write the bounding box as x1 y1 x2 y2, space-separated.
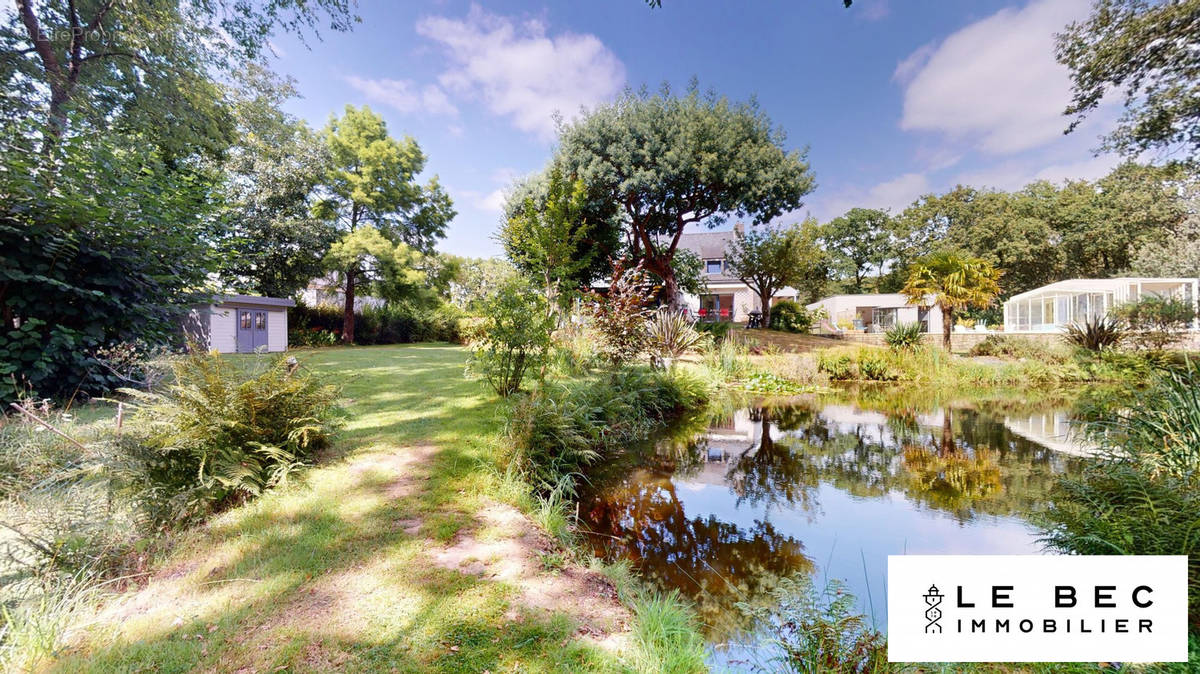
1057 0 1200 159
448 257 519 311
469 278 554 396
554 86 815 306
322 227 426 305
725 221 825 328
822 208 893 293
500 167 595 315
212 66 335 298
313 105 455 343
901 253 1002 350
2 0 355 149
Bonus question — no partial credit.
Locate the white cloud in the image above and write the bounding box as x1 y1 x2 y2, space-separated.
416 5 626 140
478 188 506 213
897 0 1090 154
813 172 932 221
344 76 458 117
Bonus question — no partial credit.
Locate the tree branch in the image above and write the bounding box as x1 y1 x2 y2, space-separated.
17 0 61 79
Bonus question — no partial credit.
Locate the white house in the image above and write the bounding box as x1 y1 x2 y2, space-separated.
806 293 945 334
187 295 294 353
1002 277 1199 333
674 225 800 322
300 273 386 311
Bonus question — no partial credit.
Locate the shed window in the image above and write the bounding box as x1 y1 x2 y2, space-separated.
255 313 266 330
241 313 252 329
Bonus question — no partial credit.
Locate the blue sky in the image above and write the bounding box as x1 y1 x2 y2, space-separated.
267 0 1119 258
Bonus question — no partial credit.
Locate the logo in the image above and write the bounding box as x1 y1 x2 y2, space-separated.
924 584 944 634
888 555 1188 663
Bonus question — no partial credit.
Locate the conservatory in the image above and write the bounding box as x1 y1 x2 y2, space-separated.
1002 277 1200 333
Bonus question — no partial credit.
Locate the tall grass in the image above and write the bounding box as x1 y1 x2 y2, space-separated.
629 591 708 674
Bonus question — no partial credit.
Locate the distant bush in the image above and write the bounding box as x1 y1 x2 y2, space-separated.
816 351 855 380
696 320 732 342
702 338 754 380
884 322 923 351
857 351 897 381
116 350 341 525
769 300 813 334
291 301 465 346
1064 315 1126 352
468 279 554 396
1114 296 1196 351
969 334 1052 360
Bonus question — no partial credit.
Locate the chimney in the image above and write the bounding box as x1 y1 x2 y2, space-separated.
733 222 745 237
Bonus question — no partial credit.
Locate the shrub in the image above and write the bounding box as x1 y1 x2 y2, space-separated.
504 368 710 494
291 301 465 346
816 351 855 380
696 320 732 342
586 260 657 365
702 338 753 380
468 279 555 396
115 350 341 525
288 327 339 348
884 322 923 351
769 300 813 334
1115 296 1197 351
857 351 896 381
646 309 703 367
1064 315 1125 352
735 577 888 674
969 334 1052 360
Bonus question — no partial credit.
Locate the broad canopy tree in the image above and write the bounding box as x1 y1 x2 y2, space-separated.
724 220 827 328
313 105 455 343
553 86 815 306
821 208 893 293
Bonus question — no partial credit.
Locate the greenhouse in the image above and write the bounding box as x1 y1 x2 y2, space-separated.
1002 277 1200 333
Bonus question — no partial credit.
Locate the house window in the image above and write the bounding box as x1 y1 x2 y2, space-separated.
705 259 723 275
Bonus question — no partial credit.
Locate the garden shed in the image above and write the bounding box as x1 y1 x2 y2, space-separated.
186 295 295 353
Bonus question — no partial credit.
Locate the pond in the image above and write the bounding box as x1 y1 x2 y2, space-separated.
576 386 1095 668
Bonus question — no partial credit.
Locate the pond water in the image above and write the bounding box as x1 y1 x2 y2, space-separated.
576 387 1094 667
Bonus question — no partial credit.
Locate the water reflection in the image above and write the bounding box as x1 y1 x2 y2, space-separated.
578 388 1089 644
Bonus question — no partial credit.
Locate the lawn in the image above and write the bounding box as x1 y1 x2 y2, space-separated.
48 344 634 673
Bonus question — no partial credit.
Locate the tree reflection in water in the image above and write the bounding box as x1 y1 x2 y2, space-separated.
578 391 1085 640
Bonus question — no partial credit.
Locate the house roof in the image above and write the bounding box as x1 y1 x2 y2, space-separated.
675 231 741 283
1004 277 1198 303
213 294 297 308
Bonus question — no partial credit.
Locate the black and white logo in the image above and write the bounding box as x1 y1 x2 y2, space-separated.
924 584 944 634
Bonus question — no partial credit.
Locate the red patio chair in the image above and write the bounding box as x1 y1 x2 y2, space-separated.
719 308 730 320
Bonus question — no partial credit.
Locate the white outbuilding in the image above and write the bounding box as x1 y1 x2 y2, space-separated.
1002 278 1199 333
186 295 295 353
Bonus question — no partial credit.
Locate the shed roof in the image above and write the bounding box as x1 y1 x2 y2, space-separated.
213 294 296 308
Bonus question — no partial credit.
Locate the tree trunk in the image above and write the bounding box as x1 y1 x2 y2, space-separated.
942 306 953 351
342 268 356 344
939 411 955 456
759 289 772 329
641 253 680 310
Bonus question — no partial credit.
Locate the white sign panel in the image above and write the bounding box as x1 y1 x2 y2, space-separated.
888 555 1188 663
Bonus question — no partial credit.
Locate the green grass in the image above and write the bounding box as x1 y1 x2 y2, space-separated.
41 344 669 673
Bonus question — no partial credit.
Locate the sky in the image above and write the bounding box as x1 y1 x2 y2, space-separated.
266 0 1121 258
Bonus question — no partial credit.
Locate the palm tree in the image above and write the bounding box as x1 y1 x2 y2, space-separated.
901 252 1001 350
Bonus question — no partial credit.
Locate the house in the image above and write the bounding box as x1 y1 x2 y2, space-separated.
674 225 800 322
186 295 295 353
300 273 386 311
806 293 945 334
1002 277 1199 333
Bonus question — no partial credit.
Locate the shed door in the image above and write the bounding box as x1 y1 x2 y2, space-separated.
253 310 268 350
236 309 255 353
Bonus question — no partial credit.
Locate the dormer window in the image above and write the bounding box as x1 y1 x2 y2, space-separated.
705 259 723 275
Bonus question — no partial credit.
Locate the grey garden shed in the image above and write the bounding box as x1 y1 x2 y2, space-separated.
187 295 295 353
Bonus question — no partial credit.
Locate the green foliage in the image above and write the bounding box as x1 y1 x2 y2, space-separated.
587 260 658 366
291 302 464 345
1064 315 1126 352
468 280 554 396
501 167 599 312
554 84 815 298
629 590 708 674
1114 295 1197 351
857 351 897 382
901 252 1001 350
817 351 855 381
885 322 923 351
1057 0 1200 157
821 208 893 293
323 226 428 303
735 577 888 674
769 300 815 334
702 339 754 380
115 351 341 526
504 368 711 495
738 371 816 395
0 127 214 404
725 222 827 328
696 320 733 342
448 256 520 312
646 309 704 367
1088 365 1200 480
969 335 1051 359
